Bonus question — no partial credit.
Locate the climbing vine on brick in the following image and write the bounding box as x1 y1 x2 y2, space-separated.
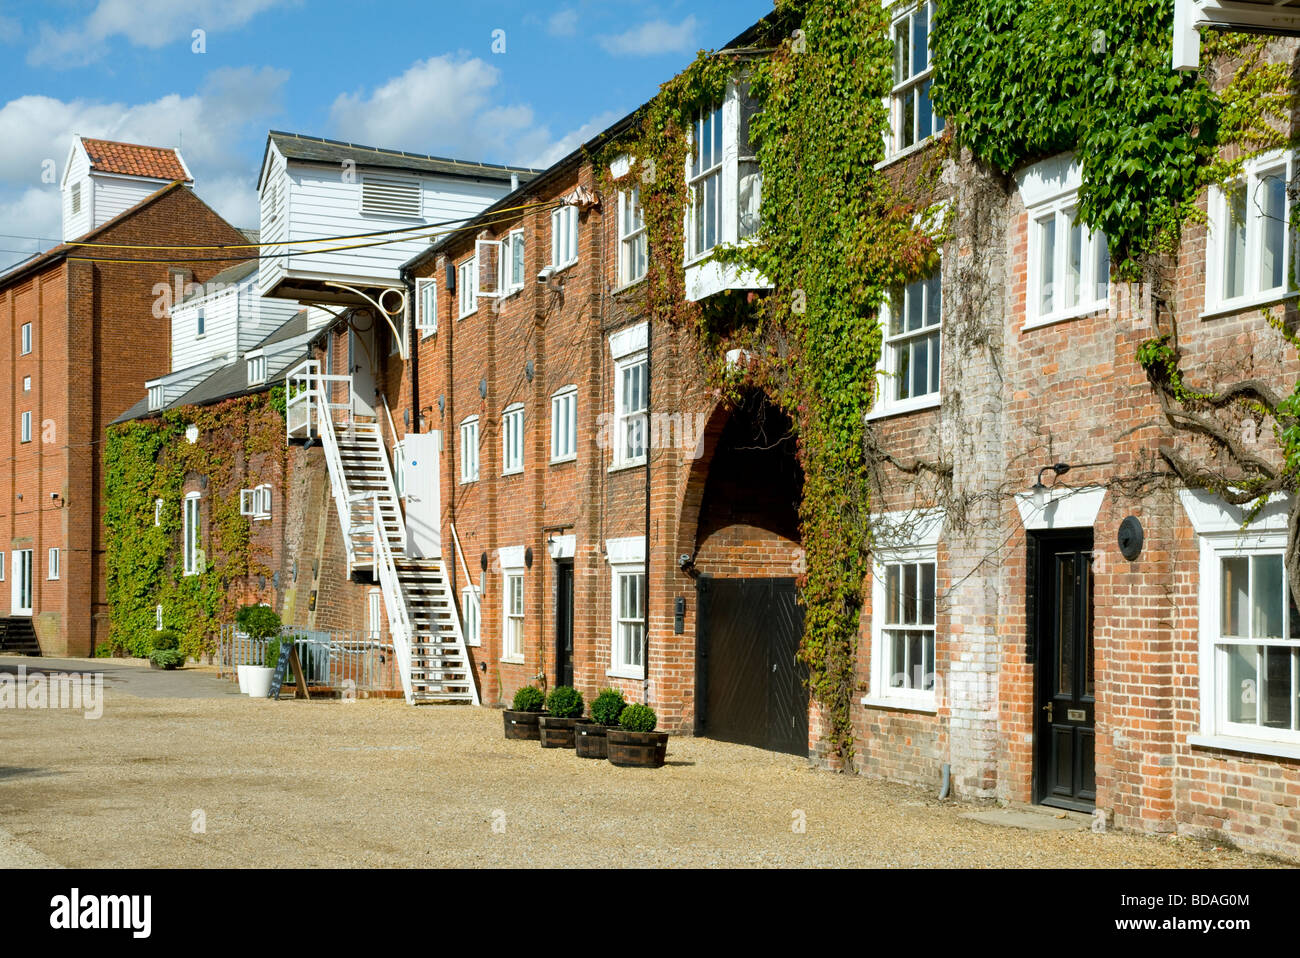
103 389 285 660
598 0 947 766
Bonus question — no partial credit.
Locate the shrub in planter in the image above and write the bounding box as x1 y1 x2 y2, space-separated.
576 688 627 759
607 703 669 768
237 604 281 641
538 686 584 749
503 685 546 741
148 629 184 670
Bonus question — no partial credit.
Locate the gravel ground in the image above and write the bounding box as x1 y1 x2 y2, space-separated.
0 671 1290 868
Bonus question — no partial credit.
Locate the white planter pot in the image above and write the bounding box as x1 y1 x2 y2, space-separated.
236 665 251 694
244 666 275 699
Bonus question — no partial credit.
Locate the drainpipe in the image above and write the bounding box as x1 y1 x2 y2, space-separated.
642 318 652 706
399 264 418 437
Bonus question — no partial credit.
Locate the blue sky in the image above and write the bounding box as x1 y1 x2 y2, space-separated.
0 0 773 269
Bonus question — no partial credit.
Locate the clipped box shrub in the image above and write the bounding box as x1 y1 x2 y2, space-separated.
512 686 545 712
591 688 627 726
545 686 584 719
237 604 281 641
619 703 657 733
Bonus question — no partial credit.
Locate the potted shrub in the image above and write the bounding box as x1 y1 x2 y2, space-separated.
245 635 279 699
607 704 669 768
575 688 626 759
538 686 585 749
503 686 546 740
148 630 185 671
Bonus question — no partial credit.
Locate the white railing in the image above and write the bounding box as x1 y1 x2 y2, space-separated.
449 522 481 642
372 492 415 704
437 554 481 705
286 359 362 574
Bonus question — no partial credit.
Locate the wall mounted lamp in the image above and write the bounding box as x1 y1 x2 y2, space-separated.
1031 463 1071 509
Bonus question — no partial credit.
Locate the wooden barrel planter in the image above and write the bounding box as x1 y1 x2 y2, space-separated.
606 729 669 768
574 721 610 759
503 710 546 741
538 715 581 749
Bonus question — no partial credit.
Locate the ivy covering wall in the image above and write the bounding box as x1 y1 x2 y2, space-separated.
102 389 285 659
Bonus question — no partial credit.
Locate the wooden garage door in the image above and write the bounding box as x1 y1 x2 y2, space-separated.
695 577 809 755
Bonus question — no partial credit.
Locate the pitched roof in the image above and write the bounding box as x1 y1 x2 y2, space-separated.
264 130 539 184
80 137 191 182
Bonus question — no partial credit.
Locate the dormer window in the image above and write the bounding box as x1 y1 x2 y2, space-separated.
247 353 267 386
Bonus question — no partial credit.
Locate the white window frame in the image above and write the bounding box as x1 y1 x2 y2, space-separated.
155 604 163 631
500 548 526 664
241 484 272 520
0 551 5 581
461 585 481 647
887 1 944 159
872 269 942 418
618 183 647 287
458 256 478 318
20 411 32 444
1205 150 1298 316
47 548 59 581
196 307 205 339
1025 194 1110 328
183 492 202 576
20 322 32 355
613 353 648 469
392 440 406 499
504 228 526 293
460 416 480 483
148 384 164 411
154 498 163 527
501 403 524 476
686 103 724 263
1195 528 1300 749
551 205 578 269
22 376 31 392
551 386 577 463
416 277 438 338
606 536 646 680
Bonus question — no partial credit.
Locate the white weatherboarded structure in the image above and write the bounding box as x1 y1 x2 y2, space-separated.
60 136 193 241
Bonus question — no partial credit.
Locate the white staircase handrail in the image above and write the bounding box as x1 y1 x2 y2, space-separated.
436 554 481 706
449 522 481 640
372 493 415 704
287 359 359 575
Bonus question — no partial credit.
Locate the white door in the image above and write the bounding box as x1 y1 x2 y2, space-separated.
349 324 377 419
367 589 383 639
404 432 442 558
11 550 33 616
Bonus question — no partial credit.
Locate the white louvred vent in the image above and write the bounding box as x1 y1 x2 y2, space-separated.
361 174 422 218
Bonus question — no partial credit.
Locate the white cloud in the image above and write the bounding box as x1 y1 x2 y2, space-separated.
0 66 287 267
0 16 21 45
598 15 699 57
330 55 550 163
547 9 579 38
526 110 624 169
29 0 295 67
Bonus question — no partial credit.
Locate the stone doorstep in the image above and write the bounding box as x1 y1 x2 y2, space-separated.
959 803 1093 832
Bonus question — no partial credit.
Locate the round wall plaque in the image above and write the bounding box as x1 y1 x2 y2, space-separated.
1118 516 1144 561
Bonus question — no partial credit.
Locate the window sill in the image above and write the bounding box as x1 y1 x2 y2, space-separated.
607 667 645 681
551 258 578 274
1199 289 1298 321
875 135 942 171
614 276 647 295
459 477 478 486
1022 303 1108 331
608 459 646 474
499 655 525 665
859 695 938 715
1188 733 1300 761
458 309 478 321
867 394 941 421
550 454 577 466
501 467 523 478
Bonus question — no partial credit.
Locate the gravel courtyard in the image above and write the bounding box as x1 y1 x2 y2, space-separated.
0 659 1288 868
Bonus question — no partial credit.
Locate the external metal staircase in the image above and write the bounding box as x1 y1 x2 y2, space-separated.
287 360 479 705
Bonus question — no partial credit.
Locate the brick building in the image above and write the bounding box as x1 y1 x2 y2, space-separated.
0 138 247 655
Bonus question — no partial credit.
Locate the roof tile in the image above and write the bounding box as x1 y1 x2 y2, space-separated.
81 137 190 182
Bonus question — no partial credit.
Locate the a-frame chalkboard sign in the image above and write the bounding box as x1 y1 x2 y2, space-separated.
267 641 310 699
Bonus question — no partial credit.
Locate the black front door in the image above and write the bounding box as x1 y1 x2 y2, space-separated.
1033 532 1096 811
555 560 574 688
695 576 809 755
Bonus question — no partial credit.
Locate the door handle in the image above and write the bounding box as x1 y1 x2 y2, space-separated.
1042 702 1054 722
